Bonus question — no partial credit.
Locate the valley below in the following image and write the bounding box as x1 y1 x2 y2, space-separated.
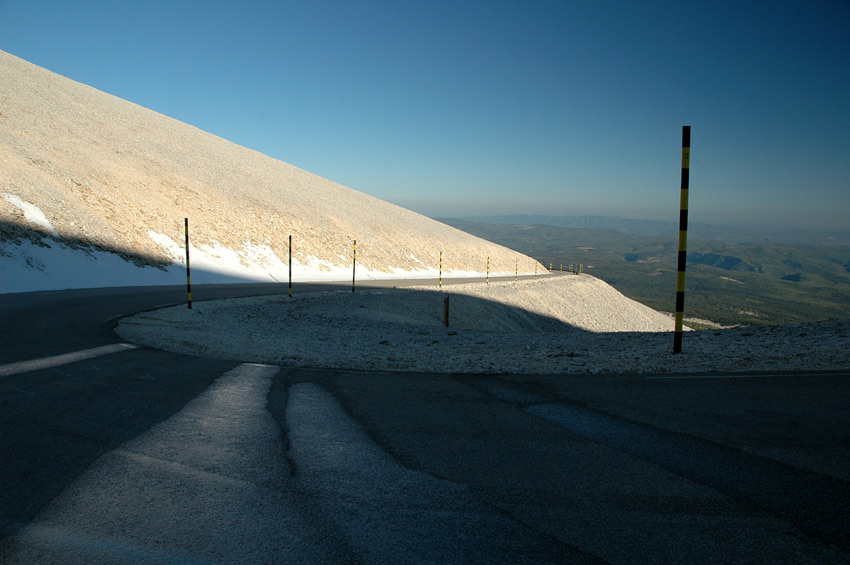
441 218 850 328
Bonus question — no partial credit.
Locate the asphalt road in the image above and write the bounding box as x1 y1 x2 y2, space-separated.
1 282 848 563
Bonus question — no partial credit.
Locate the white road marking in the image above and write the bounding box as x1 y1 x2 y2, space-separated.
1 363 333 564
0 343 138 377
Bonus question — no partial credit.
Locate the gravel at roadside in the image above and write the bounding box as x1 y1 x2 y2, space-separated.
116 277 850 375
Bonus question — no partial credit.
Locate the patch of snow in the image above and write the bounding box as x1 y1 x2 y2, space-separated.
0 238 177 293
147 231 520 284
2 193 58 237
2 226 550 294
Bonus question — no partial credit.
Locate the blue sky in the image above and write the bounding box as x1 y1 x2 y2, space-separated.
2 1 848 230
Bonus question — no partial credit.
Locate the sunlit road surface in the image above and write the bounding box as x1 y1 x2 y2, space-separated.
1 284 848 562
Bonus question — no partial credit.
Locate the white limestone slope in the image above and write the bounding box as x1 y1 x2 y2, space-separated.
0 49 541 293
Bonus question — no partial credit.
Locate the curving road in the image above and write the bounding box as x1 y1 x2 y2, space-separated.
1 282 849 562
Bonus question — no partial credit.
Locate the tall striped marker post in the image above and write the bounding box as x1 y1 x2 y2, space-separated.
184 218 192 309
288 235 292 297
352 240 357 293
486 256 490 284
439 251 443 287
674 126 691 354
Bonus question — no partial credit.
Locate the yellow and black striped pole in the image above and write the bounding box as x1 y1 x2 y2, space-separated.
184 217 192 309
515 260 518 281
486 256 490 284
439 251 443 287
674 126 691 353
288 235 292 297
352 239 357 293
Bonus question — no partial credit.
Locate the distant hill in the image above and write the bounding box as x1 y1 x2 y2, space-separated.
0 50 543 293
457 214 850 247
440 219 850 326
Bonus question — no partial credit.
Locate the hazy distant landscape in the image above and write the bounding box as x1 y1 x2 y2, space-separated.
441 216 850 327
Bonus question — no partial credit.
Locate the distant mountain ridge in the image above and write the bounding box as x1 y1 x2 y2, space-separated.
456 215 850 247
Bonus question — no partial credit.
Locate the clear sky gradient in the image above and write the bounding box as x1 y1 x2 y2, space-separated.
2 1 848 230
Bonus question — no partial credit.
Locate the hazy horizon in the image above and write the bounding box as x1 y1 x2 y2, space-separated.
431 210 850 237
2 1 848 231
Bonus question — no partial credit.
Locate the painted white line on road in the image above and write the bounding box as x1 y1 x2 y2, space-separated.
1 363 335 563
0 343 139 377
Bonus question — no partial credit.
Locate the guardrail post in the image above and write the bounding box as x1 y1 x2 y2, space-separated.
674 126 691 354
184 218 192 309
288 235 292 297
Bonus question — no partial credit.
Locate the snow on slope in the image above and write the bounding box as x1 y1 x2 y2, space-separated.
0 194 486 293
0 50 541 293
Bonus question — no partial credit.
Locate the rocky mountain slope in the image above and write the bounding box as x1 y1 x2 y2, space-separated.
0 50 542 292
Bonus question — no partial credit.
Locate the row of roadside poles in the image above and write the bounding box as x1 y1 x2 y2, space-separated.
181 227 556 304
183 126 692 354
